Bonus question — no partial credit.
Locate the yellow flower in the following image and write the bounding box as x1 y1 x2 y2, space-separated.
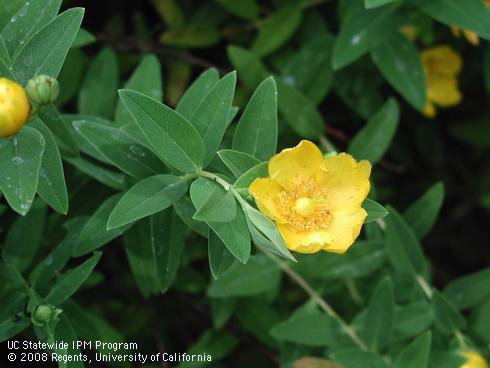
400 24 417 42
460 352 489 368
420 45 463 118
249 140 371 254
0 77 30 138
451 27 480 46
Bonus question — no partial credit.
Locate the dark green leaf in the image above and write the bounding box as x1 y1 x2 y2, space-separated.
217 149 261 178
362 199 389 223
208 230 235 279
393 332 431 368
431 290 467 335
444 268 490 310
331 349 388 368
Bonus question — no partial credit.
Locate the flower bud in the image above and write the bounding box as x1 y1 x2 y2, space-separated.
31 304 61 327
26 74 60 105
0 77 31 137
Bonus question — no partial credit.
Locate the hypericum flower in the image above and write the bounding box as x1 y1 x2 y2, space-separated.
460 351 488 368
451 27 480 46
0 77 31 137
249 140 371 254
420 45 463 118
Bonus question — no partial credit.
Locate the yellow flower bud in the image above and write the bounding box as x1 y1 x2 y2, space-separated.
26 74 60 105
460 351 489 368
249 140 371 254
0 77 31 137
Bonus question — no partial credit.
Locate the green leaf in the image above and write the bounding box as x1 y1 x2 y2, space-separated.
413 0 490 40
393 332 431 368
393 302 433 341
385 206 427 277
332 4 398 69
0 317 30 343
0 0 26 30
160 24 219 48
107 175 187 229
444 268 490 310
118 89 205 173
31 118 68 214
271 312 341 347
281 34 335 105
331 349 388 368
362 199 389 223
189 71 236 166
191 178 251 263
361 276 394 352
0 0 62 56
232 77 278 161
2 200 46 272
0 36 10 64
66 157 127 191
177 68 219 120
227 45 269 89
78 48 119 119
53 315 84 368
293 240 386 279
348 98 400 163
193 188 237 223
216 0 258 20
74 194 130 257
115 54 163 126
38 105 78 156
241 202 295 261
371 34 426 110
72 119 166 180
431 290 467 335
174 196 208 237
12 8 84 85
217 149 261 178
404 182 444 239
233 161 268 190
124 210 186 296
365 0 398 9
0 127 45 215
46 252 102 305
428 352 466 368
180 330 238 368
208 230 236 279
208 255 280 297
251 7 302 57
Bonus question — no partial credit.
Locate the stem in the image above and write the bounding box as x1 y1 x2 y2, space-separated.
319 135 336 153
416 275 433 299
345 279 364 305
199 170 232 191
260 246 368 351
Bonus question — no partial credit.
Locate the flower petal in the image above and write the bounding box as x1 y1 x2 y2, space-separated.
323 207 367 254
248 178 286 223
277 223 331 254
320 153 371 210
269 140 324 190
423 100 436 118
421 45 462 77
426 75 462 107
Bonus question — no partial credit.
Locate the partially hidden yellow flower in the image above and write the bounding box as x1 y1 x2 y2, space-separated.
460 352 489 368
400 24 417 42
451 27 480 46
420 45 463 118
249 140 371 254
0 77 30 137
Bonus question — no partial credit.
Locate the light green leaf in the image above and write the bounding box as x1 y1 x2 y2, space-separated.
12 8 84 85
444 268 490 310
177 68 219 120
331 349 388 368
71 28 96 48
251 7 302 57
0 127 45 215
193 188 237 223
74 194 130 257
119 89 205 173
107 175 187 229
362 199 389 223
233 161 268 190
189 71 236 166
217 149 261 178
431 290 467 335
232 77 278 161
361 276 394 352
348 98 400 163
72 119 166 180
174 196 208 237
404 182 444 239
393 332 431 368
371 34 426 110
191 178 251 263
208 255 280 297
414 0 490 40
38 105 78 156
1 0 61 56
332 4 398 70
46 252 102 305
385 206 427 277
115 54 163 126
2 200 46 272
31 118 68 214
78 48 119 119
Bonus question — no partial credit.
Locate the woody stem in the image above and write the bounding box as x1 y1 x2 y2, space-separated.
259 246 368 351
